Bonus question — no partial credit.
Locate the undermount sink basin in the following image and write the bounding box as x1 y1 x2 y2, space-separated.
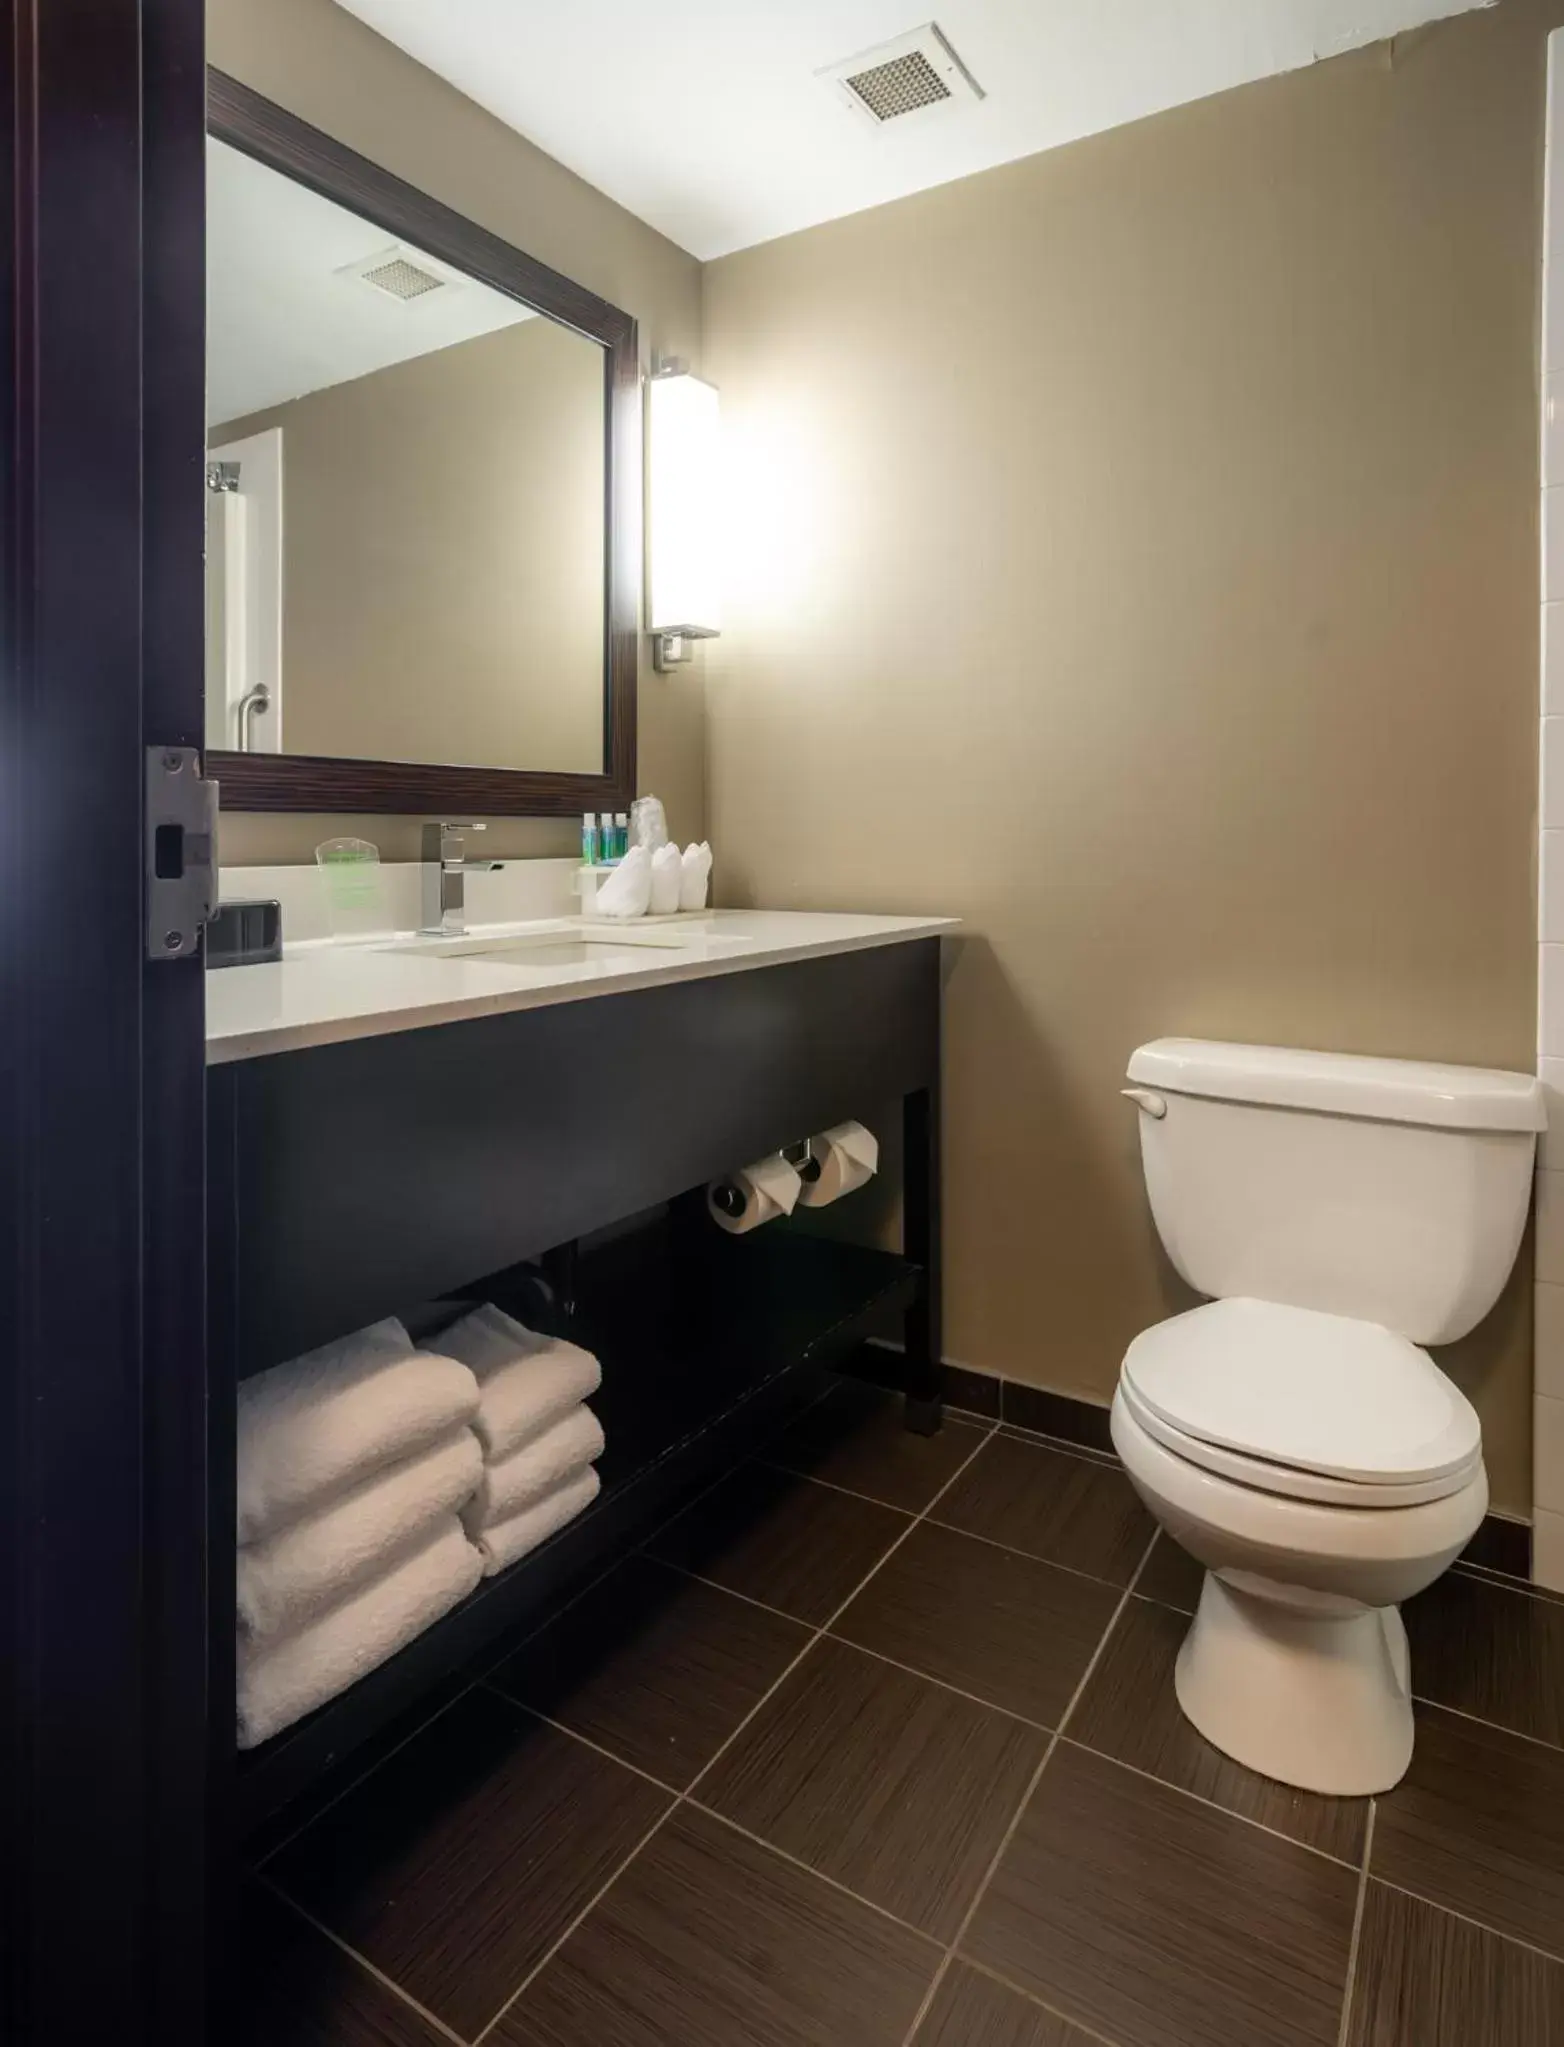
463 936 669 968
378 922 756 968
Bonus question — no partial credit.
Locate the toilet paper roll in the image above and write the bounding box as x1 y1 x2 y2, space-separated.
707 1153 803 1235
796 1122 880 1208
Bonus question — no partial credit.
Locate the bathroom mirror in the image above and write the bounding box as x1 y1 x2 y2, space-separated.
205 74 638 815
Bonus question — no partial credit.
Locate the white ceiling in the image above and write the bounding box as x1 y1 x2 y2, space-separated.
207 137 531 423
334 0 1490 261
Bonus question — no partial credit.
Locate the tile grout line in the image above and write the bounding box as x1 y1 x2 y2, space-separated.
1453 1559 1537 1592
757 1411 1111 1497
1405 1690 1564 1754
753 1439 989 1505
663 1503 1149 1605
919 1512 1154 1595
254 1869 470 2047
600 1554 1138 1744
896 1527 1161 2047
685 1799 948 1948
477 1686 685 1795
1450 1559 1564 1607
993 1424 1119 1465
1334 1802 1375 2047
958 1955 1128 2047
818 1636 1058 1738
500 1695 1054 1965
655 1459 1153 1608
1050 1732 1362 1869
506 1620 1057 1753
466 1791 678 2044
471 1417 1001 2045
1369 1872 1564 1971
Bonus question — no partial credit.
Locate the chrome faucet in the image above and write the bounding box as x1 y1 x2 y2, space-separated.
420 820 494 936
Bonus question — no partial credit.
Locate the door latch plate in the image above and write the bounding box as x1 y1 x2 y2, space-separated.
146 746 219 962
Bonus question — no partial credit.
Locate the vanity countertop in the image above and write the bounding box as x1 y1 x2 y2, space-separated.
206 908 957 1064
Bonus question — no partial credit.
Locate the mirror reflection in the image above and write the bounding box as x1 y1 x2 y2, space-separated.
205 138 608 774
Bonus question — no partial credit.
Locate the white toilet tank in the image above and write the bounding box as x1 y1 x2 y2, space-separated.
1125 1039 1545 1345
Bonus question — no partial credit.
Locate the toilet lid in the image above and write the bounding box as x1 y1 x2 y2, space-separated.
1121 1297 1481 1486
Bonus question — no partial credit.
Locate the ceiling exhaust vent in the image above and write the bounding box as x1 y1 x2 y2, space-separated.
821 23 984 128
336 245 458 305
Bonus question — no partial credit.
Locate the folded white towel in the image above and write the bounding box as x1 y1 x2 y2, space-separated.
236 1517 483 1749
237 1319 481 1544
678 840 712 912
237 1426 483 1643
649 841 684 914
462 1405 604 1534
474 1466 601 1577
432 1304 602 1464
593 843 651 919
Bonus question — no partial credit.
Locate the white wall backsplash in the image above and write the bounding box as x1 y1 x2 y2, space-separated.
219 857 579 945
1536 1508 1564 1587
1538 31 1564 1585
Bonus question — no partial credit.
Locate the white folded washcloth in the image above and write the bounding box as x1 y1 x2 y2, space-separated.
237 1426 483 1643
462 1405 604 1534
593 843 651 919
431 1304 602 1464
473 1466 601 1577
649 841 684 914
678 841 712 912
236 1318 480 1544
236 1517 483 1749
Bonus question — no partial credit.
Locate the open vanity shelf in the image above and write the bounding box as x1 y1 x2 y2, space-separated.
234 1219 922 1833
210 935 946 1841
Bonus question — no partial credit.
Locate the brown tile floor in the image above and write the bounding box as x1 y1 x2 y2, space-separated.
244 1382 1564 2046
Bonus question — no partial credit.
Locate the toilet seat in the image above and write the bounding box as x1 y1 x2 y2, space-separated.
1120 1297 1482 1508
1117 1373 1482 1507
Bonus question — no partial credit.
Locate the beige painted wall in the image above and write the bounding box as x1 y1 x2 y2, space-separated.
207 0 706 862
703 5 1550 1510
216 316 606 773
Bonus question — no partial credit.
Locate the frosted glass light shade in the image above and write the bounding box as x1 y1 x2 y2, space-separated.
648 369 721 638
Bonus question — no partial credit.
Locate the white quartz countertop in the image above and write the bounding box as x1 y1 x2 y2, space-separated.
206 908 957 1064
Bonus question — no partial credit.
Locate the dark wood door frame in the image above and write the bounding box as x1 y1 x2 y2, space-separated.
0 2 211 2039
205 71 641 818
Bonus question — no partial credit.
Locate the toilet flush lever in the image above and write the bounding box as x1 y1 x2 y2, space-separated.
1121 1087 1167 1118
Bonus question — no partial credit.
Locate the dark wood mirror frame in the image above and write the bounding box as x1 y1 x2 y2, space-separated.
206 70 639 816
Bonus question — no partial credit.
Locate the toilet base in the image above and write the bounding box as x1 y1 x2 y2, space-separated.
1174 1571 1413 1796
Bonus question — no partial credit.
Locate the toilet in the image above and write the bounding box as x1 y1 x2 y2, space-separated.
1114 1038 1544 1797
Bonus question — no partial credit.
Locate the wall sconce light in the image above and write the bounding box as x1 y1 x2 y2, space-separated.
648 359 721 673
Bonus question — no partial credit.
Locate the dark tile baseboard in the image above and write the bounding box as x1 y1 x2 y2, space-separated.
1459 1512 1533 1584
849 1345 1533 1585
941 1363 1000 1419
855 1346 1111 1453
999 1381 1114 1454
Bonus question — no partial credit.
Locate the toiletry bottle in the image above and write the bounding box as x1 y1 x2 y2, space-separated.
615 812 630 861
582 812 599 866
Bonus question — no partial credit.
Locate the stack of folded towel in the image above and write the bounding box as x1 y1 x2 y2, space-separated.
235 1317 486 1749
431 1303 604 1576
